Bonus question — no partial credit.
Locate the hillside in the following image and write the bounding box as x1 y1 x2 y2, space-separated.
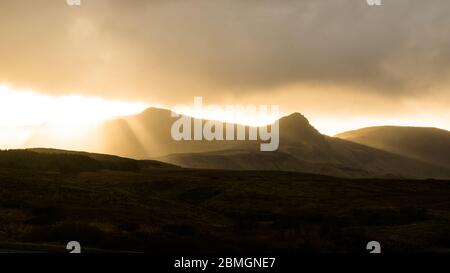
0 162 449 253
0 149 178 174
336 126 450 168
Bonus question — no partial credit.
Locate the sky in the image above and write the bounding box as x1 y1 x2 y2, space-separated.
0 0 449 143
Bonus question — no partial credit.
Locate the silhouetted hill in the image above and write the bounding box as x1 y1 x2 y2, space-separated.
336 126 450 168
0 149 178 174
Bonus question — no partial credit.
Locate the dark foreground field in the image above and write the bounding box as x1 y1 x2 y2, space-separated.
1 166 450 253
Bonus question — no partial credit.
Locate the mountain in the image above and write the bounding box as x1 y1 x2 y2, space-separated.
160 113 450 179
73 107 450 179
96 108 250 158
336 126 450 168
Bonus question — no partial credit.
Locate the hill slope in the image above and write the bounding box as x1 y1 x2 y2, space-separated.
336 126 450 168
0 148 178 174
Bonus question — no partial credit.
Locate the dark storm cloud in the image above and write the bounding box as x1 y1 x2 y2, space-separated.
0 0 450 101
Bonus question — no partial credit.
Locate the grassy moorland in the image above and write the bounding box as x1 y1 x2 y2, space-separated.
1 166 450 253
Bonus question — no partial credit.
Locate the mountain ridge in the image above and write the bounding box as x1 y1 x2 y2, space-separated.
96 107 450 179
19 107 450 179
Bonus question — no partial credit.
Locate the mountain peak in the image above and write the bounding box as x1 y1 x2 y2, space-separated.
279 112 323 142
282 112 309 123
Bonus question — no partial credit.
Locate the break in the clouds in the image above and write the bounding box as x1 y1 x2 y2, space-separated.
0 0 450 106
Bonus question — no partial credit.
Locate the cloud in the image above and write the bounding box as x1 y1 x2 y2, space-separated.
0 0 450 104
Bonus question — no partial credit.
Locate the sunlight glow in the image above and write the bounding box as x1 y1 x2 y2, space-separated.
0 84 148 148
0 85 148 126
